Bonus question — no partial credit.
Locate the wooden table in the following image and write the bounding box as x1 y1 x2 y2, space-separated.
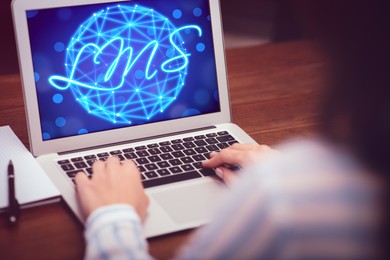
0 40 326 259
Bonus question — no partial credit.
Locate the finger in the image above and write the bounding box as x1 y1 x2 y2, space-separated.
215 167 237 185
202 148 246 168
91 159 105 179
121 160 140 176
121 159 138 170
74 171 89 187
74 172 96 219
105 156 122 174
92 159 105 172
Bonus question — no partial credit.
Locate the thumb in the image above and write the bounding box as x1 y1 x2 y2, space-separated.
74 172 95 220
75 171 89 188
215 167 237 186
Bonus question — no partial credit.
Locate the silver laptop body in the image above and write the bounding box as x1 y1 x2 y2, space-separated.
12 0 257 237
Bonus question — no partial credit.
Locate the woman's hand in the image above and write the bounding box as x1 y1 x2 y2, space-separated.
75 157 149 221
202 143 277 185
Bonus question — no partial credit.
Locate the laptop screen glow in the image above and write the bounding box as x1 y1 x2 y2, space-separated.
26 0 220 141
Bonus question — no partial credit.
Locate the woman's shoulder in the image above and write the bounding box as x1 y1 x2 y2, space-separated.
265 137 363 176
244 137 383 207
239 138 384 258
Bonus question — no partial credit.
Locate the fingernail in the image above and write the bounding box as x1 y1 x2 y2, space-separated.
215 167 223 179
210 152 216 157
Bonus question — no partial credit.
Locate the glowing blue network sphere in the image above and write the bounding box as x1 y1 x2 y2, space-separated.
49 4 201 124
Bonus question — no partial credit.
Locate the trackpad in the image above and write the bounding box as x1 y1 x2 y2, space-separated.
152 181 225 224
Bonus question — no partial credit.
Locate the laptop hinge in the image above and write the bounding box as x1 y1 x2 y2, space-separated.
58 125 217 155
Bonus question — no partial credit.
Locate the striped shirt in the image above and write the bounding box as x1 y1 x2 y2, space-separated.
84 139 384 259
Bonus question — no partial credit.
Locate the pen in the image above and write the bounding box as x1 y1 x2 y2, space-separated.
8 160 19 225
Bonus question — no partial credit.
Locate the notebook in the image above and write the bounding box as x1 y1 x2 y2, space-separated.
0 125 60 211
12 0 257 237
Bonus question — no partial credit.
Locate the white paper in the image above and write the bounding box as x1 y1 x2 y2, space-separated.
0 125 60 209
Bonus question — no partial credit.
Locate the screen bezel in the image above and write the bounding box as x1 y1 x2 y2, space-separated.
12 0 231 156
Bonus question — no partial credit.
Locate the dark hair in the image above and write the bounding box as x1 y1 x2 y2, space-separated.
295 0 390 254
296 0 390 174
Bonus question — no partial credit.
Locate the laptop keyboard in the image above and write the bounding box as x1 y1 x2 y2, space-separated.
57 131 238 188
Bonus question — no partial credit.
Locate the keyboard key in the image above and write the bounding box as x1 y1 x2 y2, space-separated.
160 153 174 160
206 145 219 152
206 133 217 138
157 161 170 168
160 146 173 153
159 141 171 146
110 150 122 155
148 155 161 162
97 152 110 157
217 135 236 142
71 157 84 162
181 164 195 171
200 168 216 177
195 135 206 139
192 154 206 161
172 144 185 150
157 169 170 176
217 143 230 149
147 143 159 148
117 154 125 161
124 153 137 159
172 151 185 158
138 166 146 172
183 142 196 148
145 171 158 179
169 159 182 166
136 158 149 165
205 138 218 145
86 160 96 166
123 148 135 153
183 149 196 156
86 168 93 175
195 147 208 153
194 140 207 146
171 139 183 144
204 152 212 159
181 157 194 164
142 171 202 188
74 162 88 169
193 162 203 169
217 131 229 136
135 145 147 150
57 159 70 165
169 167 183 174
228 141 239 146
136 150 149 157
66 170 80 178
61 164 75 171
84 155 96 160
148 148 161 155
145 164 158 171
183 137 195 142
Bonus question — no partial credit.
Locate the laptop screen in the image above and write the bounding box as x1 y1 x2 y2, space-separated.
26 0 220 141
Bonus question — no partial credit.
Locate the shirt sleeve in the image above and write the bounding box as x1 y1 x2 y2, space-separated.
175 161 286 260
84 204 153 260
175 139 382 259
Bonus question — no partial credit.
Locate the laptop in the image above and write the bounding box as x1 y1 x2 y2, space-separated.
12 0 257 237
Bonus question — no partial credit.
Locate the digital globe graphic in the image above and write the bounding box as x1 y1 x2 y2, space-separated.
49 4 202 124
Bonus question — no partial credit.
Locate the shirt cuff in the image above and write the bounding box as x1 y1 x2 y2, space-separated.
85 204 141 239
